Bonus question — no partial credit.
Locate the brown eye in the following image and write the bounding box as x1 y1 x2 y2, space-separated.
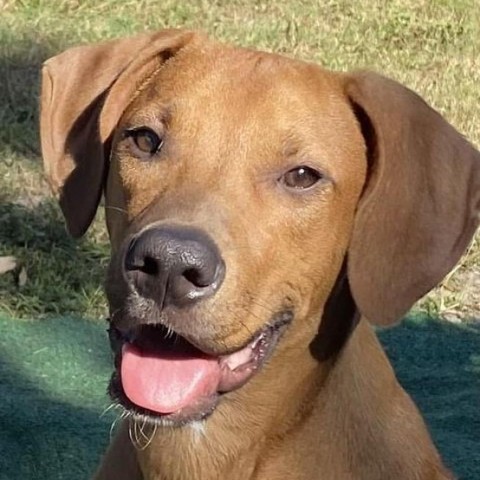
127 128 163 156
281 166 322 190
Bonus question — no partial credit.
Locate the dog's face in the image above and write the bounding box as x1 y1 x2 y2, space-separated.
104 44 367 423
40 30 480 428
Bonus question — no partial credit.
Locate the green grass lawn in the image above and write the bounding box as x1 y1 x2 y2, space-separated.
0 2 479 479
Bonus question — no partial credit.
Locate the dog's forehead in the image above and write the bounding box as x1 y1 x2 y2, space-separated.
125 42 353 135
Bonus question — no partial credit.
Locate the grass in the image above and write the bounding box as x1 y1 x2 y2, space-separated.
0 0 479 320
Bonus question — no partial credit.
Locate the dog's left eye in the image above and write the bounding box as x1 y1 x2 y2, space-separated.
280 166 323 190
126 128 163 156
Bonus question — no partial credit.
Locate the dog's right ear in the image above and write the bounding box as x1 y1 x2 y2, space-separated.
40 29 197 237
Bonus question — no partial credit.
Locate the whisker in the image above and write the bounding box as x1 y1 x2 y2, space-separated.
104 205 128 215
109 308 123 322
137 418 157 450
128 418 136 446
109 407 130 440
134 420 142 447
101 402 122 418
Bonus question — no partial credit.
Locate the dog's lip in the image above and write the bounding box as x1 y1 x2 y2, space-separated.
109 310 292 363
108 311 293 422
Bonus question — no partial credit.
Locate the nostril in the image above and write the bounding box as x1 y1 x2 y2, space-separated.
125 255 160 276
182 267 207 287
141 257 159 276
182 258 226 289
124 237 160 276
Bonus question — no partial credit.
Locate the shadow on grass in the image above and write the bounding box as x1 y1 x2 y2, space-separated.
0 200 109 318
0 33 61 156
0 314 478 480
0 50 40 156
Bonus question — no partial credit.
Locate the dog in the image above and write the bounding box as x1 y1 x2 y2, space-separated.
40 29 480 480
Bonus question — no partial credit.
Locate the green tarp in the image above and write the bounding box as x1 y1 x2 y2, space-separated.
0 315 478 479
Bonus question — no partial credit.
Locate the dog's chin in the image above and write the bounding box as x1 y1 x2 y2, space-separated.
108 310 293 427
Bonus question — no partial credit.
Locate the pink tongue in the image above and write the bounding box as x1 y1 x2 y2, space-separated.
121 343 221 414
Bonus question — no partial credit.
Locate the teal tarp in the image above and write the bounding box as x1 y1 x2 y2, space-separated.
0 316 478 479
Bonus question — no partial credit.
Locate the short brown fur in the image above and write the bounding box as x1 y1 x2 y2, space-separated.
40 30 480 480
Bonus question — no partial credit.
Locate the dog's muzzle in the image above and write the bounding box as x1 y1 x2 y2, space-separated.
108 224 292 424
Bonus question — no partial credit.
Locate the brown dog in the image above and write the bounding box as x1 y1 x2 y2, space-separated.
40 30 480 480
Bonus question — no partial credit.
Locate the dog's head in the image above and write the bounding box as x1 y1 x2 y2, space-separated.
41 30 480 425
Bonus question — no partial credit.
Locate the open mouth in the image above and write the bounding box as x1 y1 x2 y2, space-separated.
108 311 292 424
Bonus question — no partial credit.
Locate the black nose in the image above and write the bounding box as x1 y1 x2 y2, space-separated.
123 226 225 308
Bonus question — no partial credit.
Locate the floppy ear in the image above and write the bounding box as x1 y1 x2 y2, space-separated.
40 29 197 237
345 72 480 326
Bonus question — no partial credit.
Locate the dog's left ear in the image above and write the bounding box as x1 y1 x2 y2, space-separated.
40 29 198 237
345 72 480 326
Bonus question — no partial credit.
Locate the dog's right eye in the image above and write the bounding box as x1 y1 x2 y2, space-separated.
280 166 323 190
125 128 163 157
